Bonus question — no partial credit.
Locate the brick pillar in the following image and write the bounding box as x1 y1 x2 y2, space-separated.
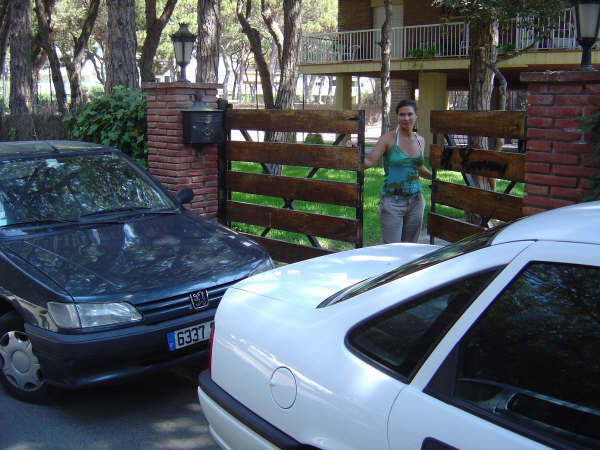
521 71 600 216
142 82 220 219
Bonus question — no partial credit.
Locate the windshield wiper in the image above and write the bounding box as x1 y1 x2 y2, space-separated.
0 218 79 229
79 207 179 221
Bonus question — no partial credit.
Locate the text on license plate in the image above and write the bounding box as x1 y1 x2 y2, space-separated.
167 321 214 351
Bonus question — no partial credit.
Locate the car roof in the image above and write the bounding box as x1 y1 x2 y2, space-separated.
492 201 600 245
0 140 110 158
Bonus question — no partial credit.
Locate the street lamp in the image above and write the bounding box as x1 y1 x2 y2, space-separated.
573 0 600 70
171 23 196 81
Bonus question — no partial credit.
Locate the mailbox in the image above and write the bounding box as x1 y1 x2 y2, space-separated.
182 96 225 146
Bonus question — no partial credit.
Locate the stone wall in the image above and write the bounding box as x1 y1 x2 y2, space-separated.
521 71 600 215
142 82 220 219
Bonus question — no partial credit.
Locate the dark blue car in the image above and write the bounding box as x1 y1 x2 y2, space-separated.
0 141 273 402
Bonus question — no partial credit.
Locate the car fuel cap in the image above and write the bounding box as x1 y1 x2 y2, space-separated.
269 367 297 409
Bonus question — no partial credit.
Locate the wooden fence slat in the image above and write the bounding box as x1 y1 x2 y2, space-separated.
430 110 526 139
227 141 361 170
430 144 525 181
240 233 334 263
227 172 360 207
226 109 360 134
427 212 486 243
227 201 359 243
432 180 523 222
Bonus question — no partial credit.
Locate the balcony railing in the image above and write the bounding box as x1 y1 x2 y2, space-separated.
301 10 577 65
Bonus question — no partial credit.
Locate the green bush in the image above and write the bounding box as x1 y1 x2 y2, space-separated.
64 86 147 166
304 133 324 144
408 45 437 58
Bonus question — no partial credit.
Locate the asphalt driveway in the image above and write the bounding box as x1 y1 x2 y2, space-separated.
0 366 218 450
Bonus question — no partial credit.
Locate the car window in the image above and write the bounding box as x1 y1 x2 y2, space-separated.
444 262 600 448
0 153 175 226
347 270 497 381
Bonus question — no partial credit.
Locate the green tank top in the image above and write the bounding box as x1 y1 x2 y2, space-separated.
381 129 423 197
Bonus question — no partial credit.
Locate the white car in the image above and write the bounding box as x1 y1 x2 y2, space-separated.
198 201 600 450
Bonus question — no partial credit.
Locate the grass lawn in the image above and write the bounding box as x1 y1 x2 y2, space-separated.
229 160 524 251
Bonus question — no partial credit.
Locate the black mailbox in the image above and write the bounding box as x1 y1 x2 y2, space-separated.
182 96 225 145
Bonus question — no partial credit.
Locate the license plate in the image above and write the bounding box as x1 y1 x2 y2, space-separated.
167 321 213 351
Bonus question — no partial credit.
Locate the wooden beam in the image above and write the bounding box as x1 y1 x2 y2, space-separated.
227 172 360 207
430 110 526 139
429 144 525 181
427 212 486 243
227 201 359 243
432 180 523 222
227 141 361 171
225 109 360 134
240 233 334 263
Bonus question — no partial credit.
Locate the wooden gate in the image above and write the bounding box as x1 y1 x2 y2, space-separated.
428 110 526 243
219 109 365 264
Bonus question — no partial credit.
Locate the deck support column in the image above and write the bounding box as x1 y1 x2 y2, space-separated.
335 75 353 111
417 72 448 157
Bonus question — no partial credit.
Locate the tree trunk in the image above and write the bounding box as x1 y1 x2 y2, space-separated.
467 22 498 225
140 0 178 83
106 0 138 93
196 0 220 83
34 0 67 115
492 67 507 151
65 60 83 112
274 0 300 110
0 2 10 76
9 0 32 114
87 46 106 86
68 0 100 110
220 45 231 100
237 0 274 108
468 23 497 118
380 0 392 134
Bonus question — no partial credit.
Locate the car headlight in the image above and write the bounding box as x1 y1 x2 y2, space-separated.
248 257 274 276
48 302 142 329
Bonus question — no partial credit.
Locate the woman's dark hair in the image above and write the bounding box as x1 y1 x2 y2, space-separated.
395 99 417 114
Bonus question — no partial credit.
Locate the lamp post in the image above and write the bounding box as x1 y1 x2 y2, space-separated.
171 23 196 81
573 0 600 71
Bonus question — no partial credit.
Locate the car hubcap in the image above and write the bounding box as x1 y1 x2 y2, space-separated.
0 331 43 391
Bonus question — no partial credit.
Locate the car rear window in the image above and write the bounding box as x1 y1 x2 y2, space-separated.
319 224 509 308
348 269 498 381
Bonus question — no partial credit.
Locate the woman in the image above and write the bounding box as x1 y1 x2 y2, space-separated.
364 99 432 243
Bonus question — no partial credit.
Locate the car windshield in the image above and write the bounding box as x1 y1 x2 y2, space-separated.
0 152 176 228
318 223 511 308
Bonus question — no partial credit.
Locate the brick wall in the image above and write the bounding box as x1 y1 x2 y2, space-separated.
403 0 441 26
521 71 600 215
338 0 371 31
142 82 220 219
391 79 415 109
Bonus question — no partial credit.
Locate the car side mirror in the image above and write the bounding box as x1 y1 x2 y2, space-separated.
175 188 194 205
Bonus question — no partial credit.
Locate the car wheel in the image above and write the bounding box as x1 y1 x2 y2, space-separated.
0 311 57 403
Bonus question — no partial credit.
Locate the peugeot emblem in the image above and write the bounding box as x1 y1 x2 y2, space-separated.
189 290 209 310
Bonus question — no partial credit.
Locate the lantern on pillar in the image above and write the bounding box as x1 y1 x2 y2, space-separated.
572 0 600 70
171 23 196 81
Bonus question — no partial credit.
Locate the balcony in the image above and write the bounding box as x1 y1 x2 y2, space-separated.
300 10 577 65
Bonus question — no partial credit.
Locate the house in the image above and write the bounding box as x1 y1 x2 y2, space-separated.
299 0 592 147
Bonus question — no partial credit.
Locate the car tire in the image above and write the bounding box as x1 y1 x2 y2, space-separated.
0 311 57 403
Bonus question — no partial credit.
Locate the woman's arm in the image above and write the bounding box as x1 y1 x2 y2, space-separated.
419 165 432 180
364 134 391 169
416 135 432 179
